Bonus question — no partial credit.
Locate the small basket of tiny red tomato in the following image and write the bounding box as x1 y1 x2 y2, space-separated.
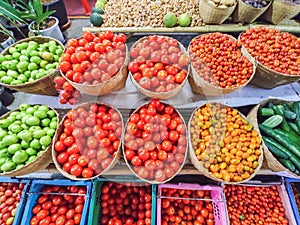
88 176 156 225
157 182 228 225
188 32 256 96
128 35 190 100
59 31 129 96
123 99 188 184
225 182 297 225
189 102 263 183
52 102 123 180
22 179 92 225
239 27 300 89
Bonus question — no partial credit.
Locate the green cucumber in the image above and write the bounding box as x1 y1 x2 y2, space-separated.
274 129 300 146
262 136 290 159
283 110 297 120
262 115 283 128
259 108 275 117
293 102 300 131
259 125 300 160
282 103 294 112
277 158 295 172
268 103 274 109
288 122 300 135
289 155 300 171
273 105 294 133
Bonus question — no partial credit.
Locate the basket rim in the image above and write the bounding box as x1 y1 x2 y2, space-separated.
0 36 64 88
51 101 124 181
122 100 189 184
188 33 257 91
188 102 264 184
0 104 60 176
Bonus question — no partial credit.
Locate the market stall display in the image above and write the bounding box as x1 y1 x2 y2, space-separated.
188 33 255 95
189 103 263 183
129 36 189 99
247 99 300 178
52 102 123 180
0 103 59 176
286 178 300 224
123 99 188 183
0 37 64 96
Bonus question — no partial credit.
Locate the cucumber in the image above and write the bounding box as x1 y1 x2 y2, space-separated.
289 155 300 171
288 122 300 135
262 136 290 159
273 105 293 132
268 103 274 109
259 108 275 117
293 102 300 131
277 158 295 172
283 110 297 120
259 125 300 160
275 129 300 146
262 115 283 128
283 103 293 112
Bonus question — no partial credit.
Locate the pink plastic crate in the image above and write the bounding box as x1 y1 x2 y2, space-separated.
157 183 228 225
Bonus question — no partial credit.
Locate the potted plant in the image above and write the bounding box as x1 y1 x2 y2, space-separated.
0 24 15 50
27 0 65 43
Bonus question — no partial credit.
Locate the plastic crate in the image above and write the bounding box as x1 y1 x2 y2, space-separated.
224 182 297 225
22 179 92 225
0 177 30 225
88 175 157 225
285 178 300 224
157 183 228 225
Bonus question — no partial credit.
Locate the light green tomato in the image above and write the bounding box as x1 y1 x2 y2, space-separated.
28 62 38 71
29 126 41 132
21 140 30 148
27 155 37 163
25 148 37 156
8 143 22 154
48 45 57 54
19 55 29 62
30 56 42 65
19 103 30 111
0 129 7 140
17 74 28 83
2 134 18 146
0 76 13 84
8 47 17 54
24 71 31 78
15 164 25 170
0 71 6 78
47 110 56 118
12 52 21 60
46 129 56 137
7 70 18 78
1 161 16 172
35 72 46 80
40 60 48 68
12 150 28 164
40 135 51 147
49 121 57 129
17 130 33 142
15 42 28 51
30 139 41 150
55 48 63 56
0 119 10 129
0 149 10 158
26 106 36 114
10 80 23 85
32 130 46 139
0 55 5 63
41 118 51 127
8 123 22 133
17 61 29 73
34 110 48 119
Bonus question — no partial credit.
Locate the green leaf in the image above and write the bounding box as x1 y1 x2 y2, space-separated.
0 0 25 23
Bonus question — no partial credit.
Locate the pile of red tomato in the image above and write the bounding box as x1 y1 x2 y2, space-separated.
30 185 86 225
128 36 189 93
53 76 81 105
160 187 215 225
240 27 300 75
124 99 187 182
54 103 123 179
189 33 254 89
225 185 288 225
99 182 152 225
0 182 25 225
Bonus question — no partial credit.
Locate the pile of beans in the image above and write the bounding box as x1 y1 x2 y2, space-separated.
241 0 269 8
225 185 288 225
240 27 300 75
190 103 262 182
189 33 254 89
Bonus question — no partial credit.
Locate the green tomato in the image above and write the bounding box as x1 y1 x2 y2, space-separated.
24 71 31 78
46 129 56 137
1 161 16 172
28 62 38 71
0 119 10 128
8 123 22 133
4 60 18 70
32 130 46 139
30 56 42 65
40 52 54 63
26 116 40 126
0 158 6 167
12 52 21 60
0 76 13 84
17 61 29 73
37 151 44 157
21 124 29 130
12 150 28 164
4 55 13 61
40 60 48 68
48 110 56 118
17 74 28 83
30 139 41 150
10 80 23 85
0 71 6 78
35 72 46 80
41 118 51 127
0 149 10 158
29 126 41 132
29 50 39 57
15 42 28 51
8 143 22 154
6 115 16 123
7 70 18 79
17 130 33 142
40 135 51 147
34 110 48 119
0 55 5 63
8 47 17 54
38 105 49 111
16 164 24 170
19 103 30 111
49 121 57 129
2 134 18 146
16 112 27 120
27 155 36 163
21 140 30 148
0 130 7 140
55 48 63 56
19 55 29 62
48 45 57 54
25 148 37 156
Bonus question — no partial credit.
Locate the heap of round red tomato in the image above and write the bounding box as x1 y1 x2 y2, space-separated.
240 27 300 75
0 182 25 225
128 36 189 93
54 103 123 179
124 99 187 182
53 76 81 105
100 182 152 225
225 185 288 225
30 185 86 225
189 33 254 89
161 188 215 225
59 31 127 85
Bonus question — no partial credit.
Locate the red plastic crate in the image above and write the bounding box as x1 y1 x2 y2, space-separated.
157 183 228 225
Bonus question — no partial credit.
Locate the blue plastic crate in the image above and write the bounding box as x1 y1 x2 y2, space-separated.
88 175 157 225
0 177 30 225
22 179 92 225
286 178 300 224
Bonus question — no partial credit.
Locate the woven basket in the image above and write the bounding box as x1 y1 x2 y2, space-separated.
122 101 188 184
52 102 123 180
238 31 300 89
232 0 271 23
0 105 60 177
199 0 237 24
0 36 62 96
188 34 256 96
61 45 129 96
247 98 300 179
260 0 300 24
189 102 264 184
129 36 190 100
